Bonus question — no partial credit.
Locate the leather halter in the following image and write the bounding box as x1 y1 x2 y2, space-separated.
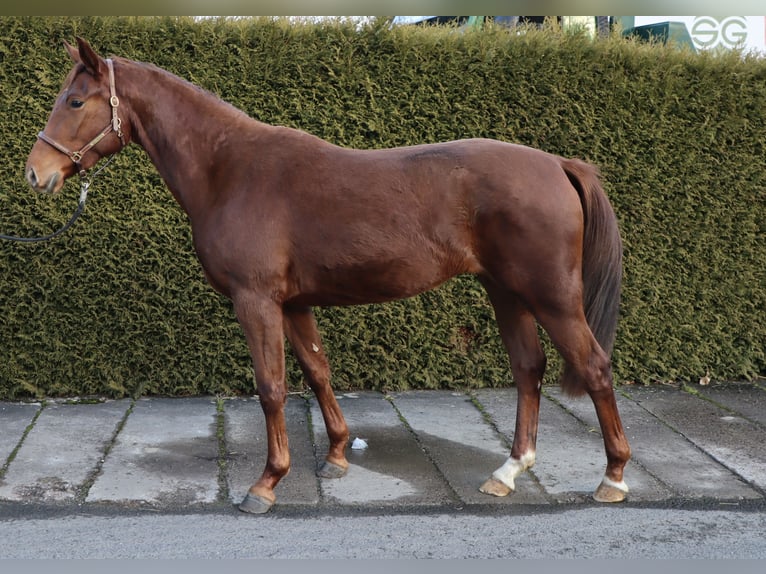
37 58 125 174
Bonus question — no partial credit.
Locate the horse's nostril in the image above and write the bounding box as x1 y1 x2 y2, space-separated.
26 167 39 189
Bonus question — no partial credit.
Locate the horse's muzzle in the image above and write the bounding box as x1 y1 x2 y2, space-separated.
26 166 60 194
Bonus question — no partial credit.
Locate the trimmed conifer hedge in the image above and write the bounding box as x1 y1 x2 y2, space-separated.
0 16 763 399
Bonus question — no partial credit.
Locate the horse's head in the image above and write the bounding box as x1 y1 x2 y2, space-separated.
26 37 126 194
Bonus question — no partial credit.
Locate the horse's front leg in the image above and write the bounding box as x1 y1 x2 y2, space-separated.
283 305 349 478
232 293 290 514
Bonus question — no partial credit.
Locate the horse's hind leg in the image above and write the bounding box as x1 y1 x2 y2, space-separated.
536 308 631 502
283 305 350 479
478 278 547 497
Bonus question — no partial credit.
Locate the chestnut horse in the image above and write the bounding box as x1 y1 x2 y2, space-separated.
26 38 630 513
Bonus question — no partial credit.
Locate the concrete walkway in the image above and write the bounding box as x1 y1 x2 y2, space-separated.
1 382 764 513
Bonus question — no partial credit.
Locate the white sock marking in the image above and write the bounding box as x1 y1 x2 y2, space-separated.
600 475 629 493
491 451 536 490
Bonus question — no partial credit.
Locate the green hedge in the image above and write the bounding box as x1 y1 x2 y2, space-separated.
0 16 763 399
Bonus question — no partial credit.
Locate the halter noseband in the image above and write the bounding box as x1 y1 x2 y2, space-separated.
37 58 125 175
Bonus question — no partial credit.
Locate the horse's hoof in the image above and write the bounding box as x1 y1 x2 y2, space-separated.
317 460 348 479
479 477 513 497
593 478 628 503
238 493 275 514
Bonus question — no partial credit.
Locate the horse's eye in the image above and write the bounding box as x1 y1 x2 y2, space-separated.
69 99 84 109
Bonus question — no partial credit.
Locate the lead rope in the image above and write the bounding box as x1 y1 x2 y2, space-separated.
0 154 115 243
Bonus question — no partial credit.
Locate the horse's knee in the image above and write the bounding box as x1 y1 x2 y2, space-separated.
511 349 546 384
257 383 287 409
305 364 331 390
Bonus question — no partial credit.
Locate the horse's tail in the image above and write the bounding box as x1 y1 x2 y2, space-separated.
559 158 623 396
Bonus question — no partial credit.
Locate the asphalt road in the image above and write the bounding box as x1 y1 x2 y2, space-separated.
1 504 765 558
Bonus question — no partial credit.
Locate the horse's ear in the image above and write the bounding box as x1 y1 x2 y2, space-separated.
75 37 105 79
63 40 80 63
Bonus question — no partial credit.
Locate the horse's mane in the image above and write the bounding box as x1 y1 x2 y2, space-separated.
119 56 255 125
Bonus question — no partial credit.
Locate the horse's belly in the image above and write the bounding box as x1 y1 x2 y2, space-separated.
292 257 468 307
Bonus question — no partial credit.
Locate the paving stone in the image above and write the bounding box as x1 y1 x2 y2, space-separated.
87 398 219 506
0 403 41 467
0 400 129 502
619 385 766 493
695 381 766 427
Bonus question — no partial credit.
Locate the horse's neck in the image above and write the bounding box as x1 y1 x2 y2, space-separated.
120 59 251 220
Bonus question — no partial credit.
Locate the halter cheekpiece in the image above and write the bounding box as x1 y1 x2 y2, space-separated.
36 58 124 175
